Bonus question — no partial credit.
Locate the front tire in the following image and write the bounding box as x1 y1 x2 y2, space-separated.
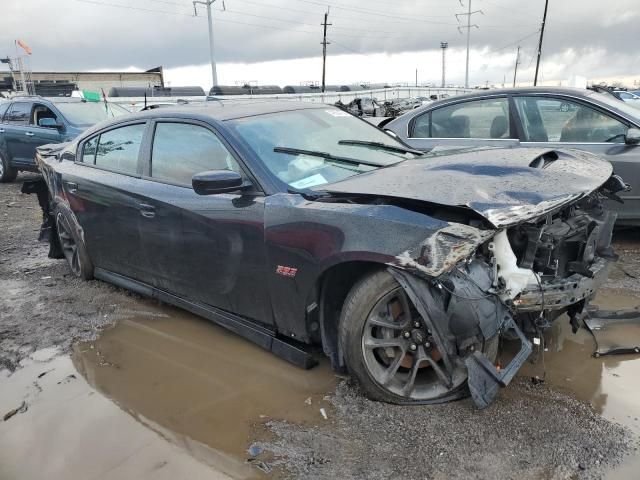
55 207 94 280
0 152 18 183
339 270 498 404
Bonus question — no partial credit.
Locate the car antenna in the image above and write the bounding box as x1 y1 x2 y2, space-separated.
100 88 110 115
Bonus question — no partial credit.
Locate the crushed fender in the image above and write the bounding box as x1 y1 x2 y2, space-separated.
394 223 495 278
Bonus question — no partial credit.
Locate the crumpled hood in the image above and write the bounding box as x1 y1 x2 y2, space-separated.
315 147 614 228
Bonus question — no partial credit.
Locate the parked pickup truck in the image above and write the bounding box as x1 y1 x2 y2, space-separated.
0 95 129 182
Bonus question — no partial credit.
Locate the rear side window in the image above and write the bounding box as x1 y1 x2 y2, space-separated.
95 123 145 174
0 102 9 121
411 98 510 139
5 102 32 125
82 136 98 163
150 122 241 185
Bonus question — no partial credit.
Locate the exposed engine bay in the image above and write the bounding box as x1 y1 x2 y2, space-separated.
388 176 624 408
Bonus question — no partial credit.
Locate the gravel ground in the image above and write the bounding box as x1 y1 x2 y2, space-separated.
0 174 124 371
256 380 636 480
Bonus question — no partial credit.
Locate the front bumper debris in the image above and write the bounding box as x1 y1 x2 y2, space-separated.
512 258 613 312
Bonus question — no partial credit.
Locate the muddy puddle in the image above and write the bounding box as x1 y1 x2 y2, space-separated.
0 300 337 480
2 286 640 479
507 288 640 479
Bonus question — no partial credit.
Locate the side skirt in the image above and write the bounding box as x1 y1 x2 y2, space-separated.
94 267 318 369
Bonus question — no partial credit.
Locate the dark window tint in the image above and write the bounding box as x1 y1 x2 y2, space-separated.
5 102 32 125
0 102 9 121
95 124 145 174
514 97 629 143
411 98 510 139
83 136 98 163
151 122 240 185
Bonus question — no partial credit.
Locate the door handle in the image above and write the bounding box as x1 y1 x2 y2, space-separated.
25 132 35 137
0 129 5 133
64 182 78 194
139 203 156 219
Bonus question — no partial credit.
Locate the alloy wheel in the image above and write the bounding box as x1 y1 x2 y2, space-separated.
361 287 467 401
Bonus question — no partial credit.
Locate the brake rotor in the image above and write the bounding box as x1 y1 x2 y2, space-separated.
386 298 441 369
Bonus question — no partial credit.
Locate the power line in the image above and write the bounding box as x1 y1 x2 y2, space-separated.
288 0 461 25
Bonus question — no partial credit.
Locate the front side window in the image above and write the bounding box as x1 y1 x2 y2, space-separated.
5 102 32 125
514 96 629 143
411 98 510 139
151 122 241 185
95 123 145 174
31 104 58 127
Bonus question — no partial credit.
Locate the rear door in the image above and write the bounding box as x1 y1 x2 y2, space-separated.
3 102 34 167
134 119 272 324
70 121 150 280
402 96 521 151
512 95 639 223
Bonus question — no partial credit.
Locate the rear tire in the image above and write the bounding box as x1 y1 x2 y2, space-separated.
0 153 18 183
54 206 94 280
339 269 498 404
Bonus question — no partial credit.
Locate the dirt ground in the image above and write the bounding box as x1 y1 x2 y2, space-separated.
1 173 640 480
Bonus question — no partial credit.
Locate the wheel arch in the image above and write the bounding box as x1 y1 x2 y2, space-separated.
310 259 387 372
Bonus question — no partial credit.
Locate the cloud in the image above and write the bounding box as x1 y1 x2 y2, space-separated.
1 0 639 87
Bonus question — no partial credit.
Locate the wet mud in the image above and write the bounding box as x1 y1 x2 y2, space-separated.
2 174 640 479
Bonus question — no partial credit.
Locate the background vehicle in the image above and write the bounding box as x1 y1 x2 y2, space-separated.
33 102 621 408
615 90 640 107
0 96 128 182
385 87 640 225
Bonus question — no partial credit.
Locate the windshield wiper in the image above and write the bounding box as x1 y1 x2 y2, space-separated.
273 147 396 168
338 139 423 155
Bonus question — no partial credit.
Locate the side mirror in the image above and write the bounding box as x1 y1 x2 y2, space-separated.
625 128 640 145
192 170 249 195
38 117 60 129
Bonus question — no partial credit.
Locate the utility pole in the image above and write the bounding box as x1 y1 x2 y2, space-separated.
193 0 218 88
321 10 331 93
456 1 482 89
440 42 448 88
415 68 418 87
513 45 521 87
533 0 549 86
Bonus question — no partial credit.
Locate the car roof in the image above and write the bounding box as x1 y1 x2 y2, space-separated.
120 100 330 122
8 96 91 104
426 86 595 106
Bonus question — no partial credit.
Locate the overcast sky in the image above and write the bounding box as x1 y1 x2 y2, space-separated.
1 0 639 89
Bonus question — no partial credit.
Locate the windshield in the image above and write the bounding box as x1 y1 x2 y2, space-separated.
227 107 417 189
55 102 129 126
587 91 640 119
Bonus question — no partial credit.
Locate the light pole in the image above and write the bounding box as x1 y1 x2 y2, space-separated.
193 0 218 88
440 42 448 88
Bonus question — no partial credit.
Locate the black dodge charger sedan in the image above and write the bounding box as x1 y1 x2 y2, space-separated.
33 101 625 408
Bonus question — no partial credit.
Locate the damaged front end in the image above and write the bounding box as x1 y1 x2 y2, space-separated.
388 180 622 408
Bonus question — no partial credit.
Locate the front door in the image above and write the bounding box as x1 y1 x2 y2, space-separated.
513 95 640 223
135 120 272 324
